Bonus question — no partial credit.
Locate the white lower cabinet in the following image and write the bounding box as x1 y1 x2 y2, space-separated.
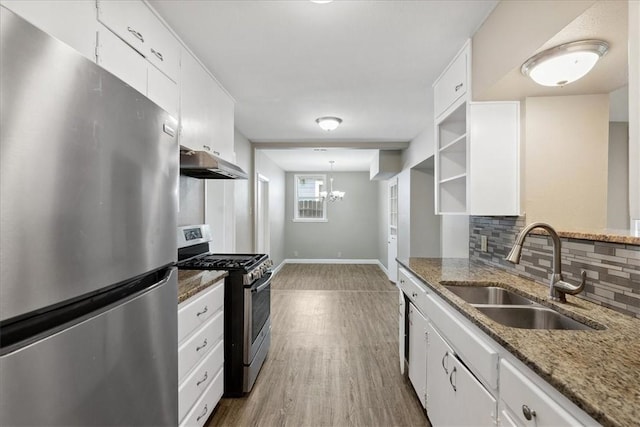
408 302 428 408
499 360 584 427
426 322 496 426
397 266 599 427
178 279 225 426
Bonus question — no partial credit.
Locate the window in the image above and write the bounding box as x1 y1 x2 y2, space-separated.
294 174 327 222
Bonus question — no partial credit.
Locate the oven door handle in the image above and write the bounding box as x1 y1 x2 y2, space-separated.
251 274 272 293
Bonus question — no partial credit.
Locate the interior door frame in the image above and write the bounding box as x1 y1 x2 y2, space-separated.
254 173 270 255
388 176 399 283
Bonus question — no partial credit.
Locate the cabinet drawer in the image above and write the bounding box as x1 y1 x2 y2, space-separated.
434 46 468 119
179 339 224 422
425 293 498 389
500 360 582 427
178 280 224 344
179 366 223 427
97 0 149 55
398 268 427 313
178 310 223 382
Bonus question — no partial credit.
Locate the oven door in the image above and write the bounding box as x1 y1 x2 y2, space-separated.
243 272 272 364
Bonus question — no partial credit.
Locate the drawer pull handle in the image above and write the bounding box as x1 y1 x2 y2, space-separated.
441 351 449 374
522 405 536 421
196 404 208 422
196 338 208 352
455 83 463 92
151 48 164 61
203 145 211 151
213 150 221 156
196 371 208 386
411 292 417 299
196 306 208 317
400 279 405 284
127 27 144 43
449 366 457 392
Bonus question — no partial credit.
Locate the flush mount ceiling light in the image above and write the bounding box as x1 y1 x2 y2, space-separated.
521 40 609 87
310 0 334 4
315 116 343 131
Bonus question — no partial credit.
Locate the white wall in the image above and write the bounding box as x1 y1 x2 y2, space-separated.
410 168 441 258
234 129 253 252
525 95 609 231
630 0 640 231
401 125 435 170
284 172 379 260
255 150 286 267
608 122 630 230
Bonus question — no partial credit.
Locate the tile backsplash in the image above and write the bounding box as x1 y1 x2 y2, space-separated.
470 216 640 319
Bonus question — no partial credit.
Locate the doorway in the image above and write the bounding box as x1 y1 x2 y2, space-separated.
255 173 270 255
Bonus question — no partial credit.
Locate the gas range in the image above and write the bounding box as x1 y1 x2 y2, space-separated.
178 253 272 284
176 225 272 284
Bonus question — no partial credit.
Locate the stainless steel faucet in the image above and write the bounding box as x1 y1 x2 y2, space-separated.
505 222 586 302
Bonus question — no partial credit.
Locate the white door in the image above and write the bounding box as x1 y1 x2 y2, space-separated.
255 174 270 255
388 178 399 282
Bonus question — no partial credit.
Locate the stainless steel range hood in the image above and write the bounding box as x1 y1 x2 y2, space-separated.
179 147 248 179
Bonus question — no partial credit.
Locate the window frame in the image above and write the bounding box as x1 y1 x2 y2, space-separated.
293 174 328 222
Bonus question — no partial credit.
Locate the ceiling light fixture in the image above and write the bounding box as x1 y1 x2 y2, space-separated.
319 161 345 202
310 0 334 4
315 116 342 131
521 40 609 87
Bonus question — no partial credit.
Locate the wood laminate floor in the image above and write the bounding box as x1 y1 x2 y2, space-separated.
206 264 429 427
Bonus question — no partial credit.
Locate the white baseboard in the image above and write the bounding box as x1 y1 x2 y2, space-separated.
271 260 286 275
377 260 389 277
284 258 381 265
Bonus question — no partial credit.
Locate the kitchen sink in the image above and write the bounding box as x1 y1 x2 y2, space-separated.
443 285 535 306
474 306 594 330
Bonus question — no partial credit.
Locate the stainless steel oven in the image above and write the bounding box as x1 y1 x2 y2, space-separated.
244 272 272 390
176 225 273 397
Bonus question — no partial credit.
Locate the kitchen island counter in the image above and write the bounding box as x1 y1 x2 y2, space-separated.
398 257 640 427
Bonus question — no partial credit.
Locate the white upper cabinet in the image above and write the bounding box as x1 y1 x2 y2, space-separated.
180 49 235 162
469 102 520 216
434 39 520 216
1 0 98 62
97 0 180 82
95 0 179 117
433 41 469 121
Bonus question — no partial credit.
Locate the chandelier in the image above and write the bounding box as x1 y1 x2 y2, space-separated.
320 161 345 202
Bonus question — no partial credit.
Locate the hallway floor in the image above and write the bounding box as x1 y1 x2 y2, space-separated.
206 264 429 427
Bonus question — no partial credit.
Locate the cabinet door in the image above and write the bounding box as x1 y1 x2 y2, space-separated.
408 303 428 409
209 77 235 162
179 50 214 152
1 0 97 61
96 27 147 96
426 322 496 426
144 15 180 83
148 63 179 118
434 45 468 120
426 322 455 425
469 102 520 216
97 0 149 55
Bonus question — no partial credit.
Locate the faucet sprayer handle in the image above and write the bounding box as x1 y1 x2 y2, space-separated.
552 270 587 301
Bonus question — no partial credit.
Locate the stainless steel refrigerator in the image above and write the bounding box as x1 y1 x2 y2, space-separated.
0 7 179 425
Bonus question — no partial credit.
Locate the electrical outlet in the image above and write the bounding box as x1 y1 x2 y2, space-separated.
294 250 299 257
480 235 488 252
337 251 342 258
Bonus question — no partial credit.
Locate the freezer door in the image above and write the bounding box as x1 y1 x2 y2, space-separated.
0 8 179 321
0 268 178 426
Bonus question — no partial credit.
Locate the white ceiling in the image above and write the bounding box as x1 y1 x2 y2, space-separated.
480 0 628 100
260 148 377 172
148 0 498 144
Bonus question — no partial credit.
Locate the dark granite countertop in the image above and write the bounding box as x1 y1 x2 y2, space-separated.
177 270 228 304
398 258 640 427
